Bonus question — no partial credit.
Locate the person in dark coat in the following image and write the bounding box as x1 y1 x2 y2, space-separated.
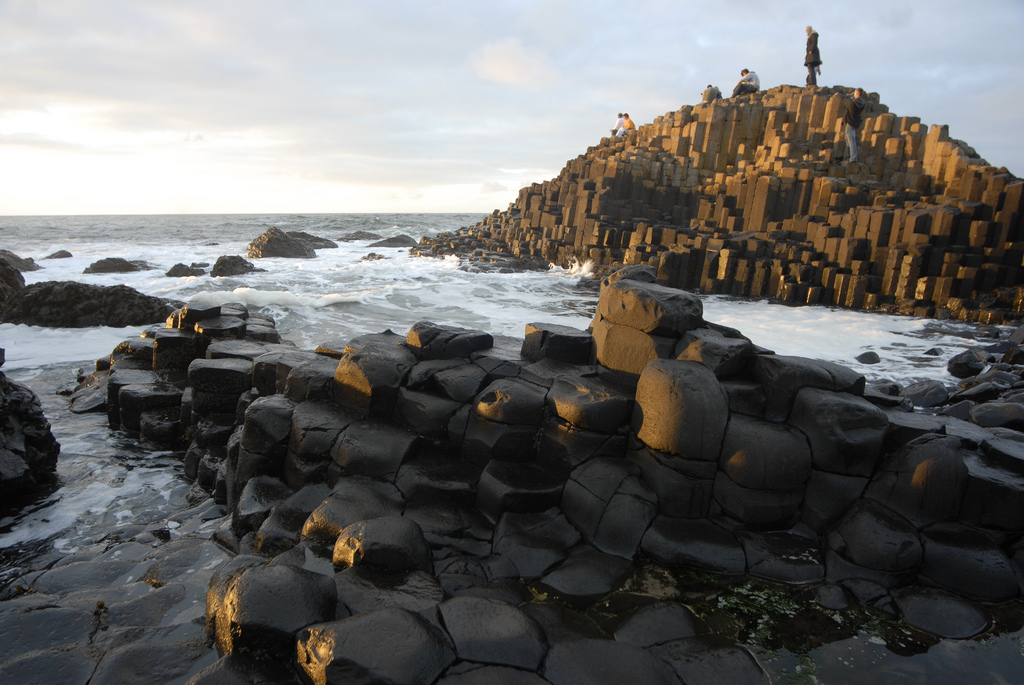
841 88 866 163
805 26 821 86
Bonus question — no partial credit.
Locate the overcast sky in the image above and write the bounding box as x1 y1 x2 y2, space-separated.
2 0 1022 216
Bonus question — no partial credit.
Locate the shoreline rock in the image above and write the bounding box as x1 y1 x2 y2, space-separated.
7 272 1023 681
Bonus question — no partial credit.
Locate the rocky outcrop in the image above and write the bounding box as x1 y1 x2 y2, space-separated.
288 230 338 250
166 262 207 278
0 249 40 272
83 257 154 274
0 260 25 309
0 360 60 495
0 282 180 327
210 256 265 277
53 271 1024 680
369 235 418 248
416 85 1023 324
247 227 317 259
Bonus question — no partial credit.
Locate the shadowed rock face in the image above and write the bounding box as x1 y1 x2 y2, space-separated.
0 281 179 327
0 370 60 495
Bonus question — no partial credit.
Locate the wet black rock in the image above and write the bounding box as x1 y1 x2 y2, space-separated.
541 638 680 685
42 250 73 260
0 249 40 271
83 257 154 273
890 587 990 639
166 262 207 277
0 259 25 307
369 235 418 248
296 608 455 685
855 351 881 364
247 227 316 259
211 255 266 277
338 231 383 241
287 230 338 250
0 281 179 327
438 596 548 670
0 370 60 494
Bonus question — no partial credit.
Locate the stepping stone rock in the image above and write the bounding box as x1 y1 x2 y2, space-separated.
891 587 990 639
537 546 635 609
439 596 548 670
296 608 455 685
641 516 746 576
334 567 445 616
607 600 707 648
541 638 680 685
493 508 582 578
333 515 432 573
649 634 771 685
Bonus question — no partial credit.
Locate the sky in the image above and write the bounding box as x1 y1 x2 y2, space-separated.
1 0 1022 216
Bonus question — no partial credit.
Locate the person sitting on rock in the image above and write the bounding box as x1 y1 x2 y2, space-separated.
610 112 626 138
702 84 722 102
622 113 636 135
731 69 760 97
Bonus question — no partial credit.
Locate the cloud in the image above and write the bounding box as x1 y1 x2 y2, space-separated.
471 37 560 90
481 182 507 193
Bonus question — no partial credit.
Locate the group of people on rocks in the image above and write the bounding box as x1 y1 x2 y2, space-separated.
609 112 636 138
616 25 866 163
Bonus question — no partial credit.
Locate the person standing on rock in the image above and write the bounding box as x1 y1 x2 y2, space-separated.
805 26 821 86
731 69 760 97
841 88 866 163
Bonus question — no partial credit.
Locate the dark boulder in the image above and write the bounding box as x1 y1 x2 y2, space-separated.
917 523 1018 602
864 434 968 527
407 321 493 360
247 227 317 259
649 634 771 685
947 349 988 379
42 250 72 259
0 281 178 327
333 341 418 418
439 596 548 670
521 322 593 364
537 546 636 610
83 256 153 273
0 249 40 271
825 499 922 587
369 235 419 248
493 508 581 578
890 587 990 639
541 638 680 685
0 371 60 494
208 563 337 657
166 262 206 277
300 479 403 544
753 354 866 420
640 516 746 576
288 230 338 249
0 259 25 308
602 598 707 648
333 566 444 616
674 324 755 378
211 255 265 277
296 608 455 685
332 515 432 573
561 457 657 558
789 387 889 477
338 231 383 241
899 379 949 408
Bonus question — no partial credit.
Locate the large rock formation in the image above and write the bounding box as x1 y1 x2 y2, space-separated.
55 270 1024 680
416 85 1023 324
0 358 60 495
0 282 180 327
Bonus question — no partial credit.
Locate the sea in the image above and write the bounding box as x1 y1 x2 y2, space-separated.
1 212 1022 682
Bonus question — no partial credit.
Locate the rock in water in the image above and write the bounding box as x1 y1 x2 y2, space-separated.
83 257 153 274
211 255 265 277
0 249 41 272
247 227 317 259
369 235 419 248
0 281 179 327
0 368 60 494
